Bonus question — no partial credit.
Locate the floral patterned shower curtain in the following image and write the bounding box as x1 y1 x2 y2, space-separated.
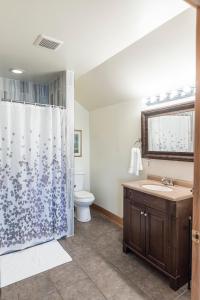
0 102 73 255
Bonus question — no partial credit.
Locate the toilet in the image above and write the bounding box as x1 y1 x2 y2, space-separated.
74 172 95 222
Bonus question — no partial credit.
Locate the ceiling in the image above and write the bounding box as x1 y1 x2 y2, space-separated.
76 8 196 110
0 0 189 81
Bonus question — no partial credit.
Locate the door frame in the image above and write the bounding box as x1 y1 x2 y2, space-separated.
185 0 200 7
192 6 200 300
184 2 200 299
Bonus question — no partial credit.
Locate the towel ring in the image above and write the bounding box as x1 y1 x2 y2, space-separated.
134 138 142 147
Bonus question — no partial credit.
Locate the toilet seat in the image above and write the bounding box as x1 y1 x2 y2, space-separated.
74 191 95 201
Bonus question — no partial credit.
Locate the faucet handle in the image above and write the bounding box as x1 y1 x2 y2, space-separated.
161 177 167 183
161 177 174 186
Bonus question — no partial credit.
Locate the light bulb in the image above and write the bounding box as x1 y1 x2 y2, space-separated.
10 69 24 74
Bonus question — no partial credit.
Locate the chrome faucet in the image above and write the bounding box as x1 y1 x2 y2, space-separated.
161 177 174 186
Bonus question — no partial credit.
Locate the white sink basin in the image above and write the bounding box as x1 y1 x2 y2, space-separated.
142 184 173 192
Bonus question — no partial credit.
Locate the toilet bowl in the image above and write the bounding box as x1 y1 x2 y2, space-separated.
74 191 95 222
74 172 95 222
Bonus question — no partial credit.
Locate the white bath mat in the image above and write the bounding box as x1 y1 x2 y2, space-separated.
0 240 72 288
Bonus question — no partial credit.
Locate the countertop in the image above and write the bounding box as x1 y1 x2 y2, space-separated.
122 179 193 201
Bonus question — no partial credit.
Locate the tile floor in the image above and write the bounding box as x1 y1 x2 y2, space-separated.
1 209 191 300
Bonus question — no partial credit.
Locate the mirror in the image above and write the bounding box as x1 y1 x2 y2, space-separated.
141 102 194 161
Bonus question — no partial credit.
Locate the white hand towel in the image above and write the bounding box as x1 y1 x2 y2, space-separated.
128 147 143 176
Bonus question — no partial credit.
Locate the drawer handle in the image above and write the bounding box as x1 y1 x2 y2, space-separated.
144 213 148 217
141 211 144 215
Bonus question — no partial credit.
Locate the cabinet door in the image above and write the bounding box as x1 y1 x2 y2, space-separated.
145 207 169 270
128 200 146 255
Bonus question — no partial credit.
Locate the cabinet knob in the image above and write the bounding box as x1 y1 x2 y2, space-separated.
141 211 144 215
144 213 148 217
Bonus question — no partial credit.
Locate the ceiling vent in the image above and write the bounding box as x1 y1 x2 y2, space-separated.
33 34 63 50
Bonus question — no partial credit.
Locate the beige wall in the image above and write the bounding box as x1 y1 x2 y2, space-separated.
90 100 194 217
74 101 90 190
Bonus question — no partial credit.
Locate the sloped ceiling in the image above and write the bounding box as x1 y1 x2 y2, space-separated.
76 8 196 110
0 0 188 81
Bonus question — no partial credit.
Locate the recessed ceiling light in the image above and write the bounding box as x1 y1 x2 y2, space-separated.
10 68 24 74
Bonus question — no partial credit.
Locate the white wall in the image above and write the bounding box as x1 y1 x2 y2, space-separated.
74 101 90 190
90 100 194 218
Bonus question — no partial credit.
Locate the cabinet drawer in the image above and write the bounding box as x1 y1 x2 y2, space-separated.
124 188 135 200
124 188 168 213
124 188 145 204
143 193 167 213
133 191 168 212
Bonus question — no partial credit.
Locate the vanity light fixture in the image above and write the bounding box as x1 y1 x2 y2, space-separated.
169 90 179 99
10 69 24 74
145 86 195 106
159 93 168 101
183 86 192 94
150 96 157 104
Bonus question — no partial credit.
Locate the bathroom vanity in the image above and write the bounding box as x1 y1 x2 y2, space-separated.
122 178 193 290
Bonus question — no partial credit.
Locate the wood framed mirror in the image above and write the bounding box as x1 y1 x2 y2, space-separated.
141 102 195 161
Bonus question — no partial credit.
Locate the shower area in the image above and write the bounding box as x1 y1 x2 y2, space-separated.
0 71 74 255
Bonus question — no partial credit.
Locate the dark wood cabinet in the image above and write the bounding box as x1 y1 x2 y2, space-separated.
128 199 145 254
145 207 168 270
123 188 192 290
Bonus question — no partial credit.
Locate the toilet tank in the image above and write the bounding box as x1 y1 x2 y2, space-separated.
74 172 85 191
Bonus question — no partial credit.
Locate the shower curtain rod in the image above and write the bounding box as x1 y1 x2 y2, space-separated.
1 98 66 109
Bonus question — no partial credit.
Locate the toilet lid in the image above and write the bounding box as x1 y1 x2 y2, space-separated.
74 191 95 200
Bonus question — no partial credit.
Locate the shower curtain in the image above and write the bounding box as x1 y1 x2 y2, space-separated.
0 101 72 255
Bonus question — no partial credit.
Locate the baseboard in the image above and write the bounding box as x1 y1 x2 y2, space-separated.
92 204 123 228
